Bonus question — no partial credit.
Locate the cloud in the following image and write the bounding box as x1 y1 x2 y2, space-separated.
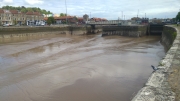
0 0 179 19
24 0 44 5
0 0 13 4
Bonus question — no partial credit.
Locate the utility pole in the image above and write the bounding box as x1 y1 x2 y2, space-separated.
65 0 67 24
137 9 139 18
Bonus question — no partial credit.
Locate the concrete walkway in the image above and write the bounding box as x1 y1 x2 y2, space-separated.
168 25 180 101
132 25 180 101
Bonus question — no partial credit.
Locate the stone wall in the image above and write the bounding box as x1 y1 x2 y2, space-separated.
161 26 177 49
102 25 147 37
132 25 179 101
0 26 102 38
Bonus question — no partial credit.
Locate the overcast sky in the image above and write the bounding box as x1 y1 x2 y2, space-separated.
0 0 180 20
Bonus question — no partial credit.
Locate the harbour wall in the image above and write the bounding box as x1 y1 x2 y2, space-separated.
102 25 147 37
0 26 102 39
132 25 179 101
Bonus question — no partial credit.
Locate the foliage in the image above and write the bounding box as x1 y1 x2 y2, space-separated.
1 5 52 14
47 17 55 25
13 20 17 25
60 13 67 17
176 12 180 22
172 32 177 40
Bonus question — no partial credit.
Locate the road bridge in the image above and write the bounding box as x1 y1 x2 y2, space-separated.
87 20 122 25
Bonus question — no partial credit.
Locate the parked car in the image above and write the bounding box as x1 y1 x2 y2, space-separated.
3 24 9 27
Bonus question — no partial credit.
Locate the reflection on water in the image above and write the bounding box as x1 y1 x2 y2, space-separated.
0 34 165 101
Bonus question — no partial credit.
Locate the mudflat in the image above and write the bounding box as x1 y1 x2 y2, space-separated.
0 34 165 101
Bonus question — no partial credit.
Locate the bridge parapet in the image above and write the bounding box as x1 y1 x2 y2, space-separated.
87 20 122 25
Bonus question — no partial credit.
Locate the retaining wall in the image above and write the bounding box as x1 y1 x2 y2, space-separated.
132 25 179 101
0 26 102 38
102 25 147 37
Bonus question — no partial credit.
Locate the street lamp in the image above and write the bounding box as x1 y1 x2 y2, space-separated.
65 0 67 24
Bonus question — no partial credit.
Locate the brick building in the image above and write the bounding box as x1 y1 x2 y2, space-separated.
0 9 44 26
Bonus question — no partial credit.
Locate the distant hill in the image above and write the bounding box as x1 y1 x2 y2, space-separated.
0 6 52 14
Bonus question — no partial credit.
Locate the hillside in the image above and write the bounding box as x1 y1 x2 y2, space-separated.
0 6 52 14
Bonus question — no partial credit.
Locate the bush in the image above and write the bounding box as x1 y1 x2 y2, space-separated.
172 32 177 40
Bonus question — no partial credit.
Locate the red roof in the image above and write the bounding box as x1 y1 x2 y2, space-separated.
0 9 4 14
44 16 74 20
26 11 42 15
9 10 18 14
54 16 74 20
77 17 83 20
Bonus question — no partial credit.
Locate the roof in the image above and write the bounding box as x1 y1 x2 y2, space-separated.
26 11 42 16
10 10 18 14
0 9 4 14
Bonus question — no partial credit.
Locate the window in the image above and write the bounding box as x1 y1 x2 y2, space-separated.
0 17 1 20
9 17 10 20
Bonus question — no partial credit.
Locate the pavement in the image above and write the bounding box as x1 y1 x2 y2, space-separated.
168 25 180 101
132 25 180 101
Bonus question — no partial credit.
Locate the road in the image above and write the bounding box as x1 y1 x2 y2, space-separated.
0 34 165 101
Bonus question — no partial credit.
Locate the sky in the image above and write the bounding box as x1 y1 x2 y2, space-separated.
0 0 180 20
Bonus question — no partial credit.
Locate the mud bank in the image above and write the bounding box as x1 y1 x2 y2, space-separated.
132 25 179 101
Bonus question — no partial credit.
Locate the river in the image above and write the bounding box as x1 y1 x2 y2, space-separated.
0 33 165 101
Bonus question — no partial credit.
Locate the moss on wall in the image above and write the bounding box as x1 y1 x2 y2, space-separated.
161 26 177 50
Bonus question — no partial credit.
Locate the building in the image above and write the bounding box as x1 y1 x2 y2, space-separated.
26 11 44 25
44 16 84 24
89 17 107 22
131 17 149 24
0 9 12 25
53 14 60 17
0 9 44 26
10 10 26 25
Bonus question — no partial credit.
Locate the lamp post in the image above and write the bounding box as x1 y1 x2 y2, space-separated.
65 0 67 24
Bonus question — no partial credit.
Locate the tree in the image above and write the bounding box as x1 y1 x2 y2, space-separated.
13 20 17 25
47 17 55 25
176 12 180 22
0 6 53 14
60 13 67 17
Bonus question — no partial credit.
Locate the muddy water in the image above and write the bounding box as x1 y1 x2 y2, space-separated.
0 34 165 101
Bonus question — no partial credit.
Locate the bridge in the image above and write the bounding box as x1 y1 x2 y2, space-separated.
86 20 165 36
87 20 122 25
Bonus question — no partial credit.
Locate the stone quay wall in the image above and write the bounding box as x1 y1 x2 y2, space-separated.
132 25 179 101
0 26 102 39
102 25 147 37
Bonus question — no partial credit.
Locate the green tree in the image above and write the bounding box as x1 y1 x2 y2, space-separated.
47 17 55 25
60 13 67 17
13 20 17 25
176 12 180 22
0 6 53 14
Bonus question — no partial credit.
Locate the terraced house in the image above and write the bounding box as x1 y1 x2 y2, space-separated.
10 10 26 25
0 9 12 25
0 9 44 26
26 11 44 25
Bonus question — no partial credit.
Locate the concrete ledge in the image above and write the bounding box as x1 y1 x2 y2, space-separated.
132 25 178 101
